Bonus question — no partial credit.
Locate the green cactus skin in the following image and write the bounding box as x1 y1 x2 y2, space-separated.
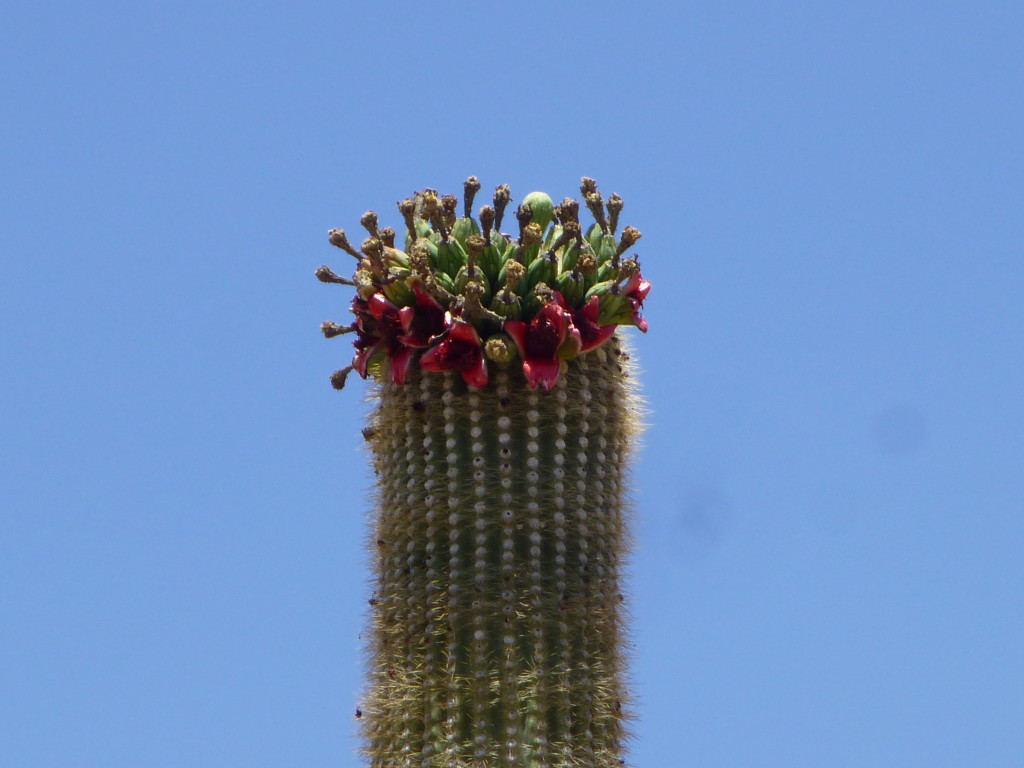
363 342 639 767
318 178 650 767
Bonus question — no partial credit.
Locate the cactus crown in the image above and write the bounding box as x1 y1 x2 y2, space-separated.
318 178 651 391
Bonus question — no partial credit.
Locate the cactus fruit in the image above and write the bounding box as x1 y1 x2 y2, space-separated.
318 178 650 767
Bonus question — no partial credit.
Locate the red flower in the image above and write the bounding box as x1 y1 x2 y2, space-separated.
397 283 446 348
351 293 414 384
572 294 618 351
349 297 378 378
622 272 651 333
419 313 489 388
504 300 582 390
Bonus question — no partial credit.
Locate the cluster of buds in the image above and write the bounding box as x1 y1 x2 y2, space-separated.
318 177 651 391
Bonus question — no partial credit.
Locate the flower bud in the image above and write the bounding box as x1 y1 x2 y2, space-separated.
522 191 555 233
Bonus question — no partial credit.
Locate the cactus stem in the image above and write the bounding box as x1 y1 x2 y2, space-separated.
319 179 649 767
358 340 638 764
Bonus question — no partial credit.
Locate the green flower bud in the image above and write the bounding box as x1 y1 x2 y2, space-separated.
597 232 618 266
555 268 586 306
414 217 438 243
435 237 468 279
576 252 599 292
585 280 638 326
354 268 376 300
383 247 409 270
526 251 557 292
559 237 584 273
586 221 603 253
518 221 545 267
488 289 521 319
381 268 414 306
477 240 505 287
543 223 563 251
523 282 554 318
455 264 492 306
450 216 480 249
489 228 510 252
521 191 555 233
430 269 457 296
497 257 528 297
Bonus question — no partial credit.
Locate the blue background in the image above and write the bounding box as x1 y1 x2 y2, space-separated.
3 2 1022 766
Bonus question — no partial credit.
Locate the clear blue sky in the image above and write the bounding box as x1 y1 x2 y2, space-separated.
3 2 1022 766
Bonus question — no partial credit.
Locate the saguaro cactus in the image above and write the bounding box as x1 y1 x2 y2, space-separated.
318 178 650 767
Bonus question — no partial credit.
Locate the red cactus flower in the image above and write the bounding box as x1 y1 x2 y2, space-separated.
397 282 446 348
419 313 489 388
504 300 582 390
351 326 379 379
622 272 651 333
349 297 379 378
572 294 618 351
351 293 414 384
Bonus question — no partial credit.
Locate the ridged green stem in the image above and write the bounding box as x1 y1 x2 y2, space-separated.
362 337 638 768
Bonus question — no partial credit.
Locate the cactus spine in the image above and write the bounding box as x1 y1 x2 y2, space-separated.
319 178 650 767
